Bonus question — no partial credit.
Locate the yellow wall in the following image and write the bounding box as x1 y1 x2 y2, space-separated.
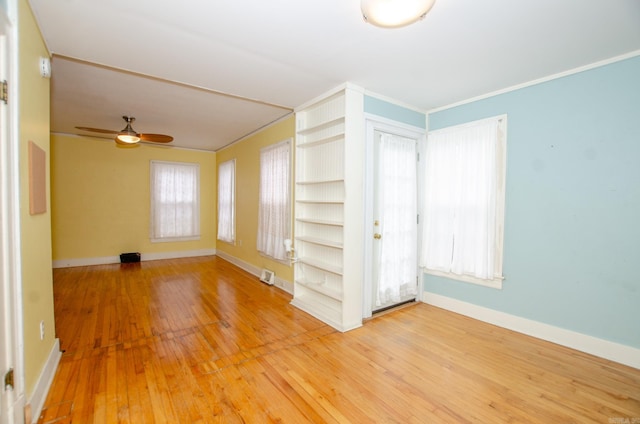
51 135 216 261
19 0 56 397
216 116 295 282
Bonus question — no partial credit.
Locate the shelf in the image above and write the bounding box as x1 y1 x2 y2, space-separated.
295 279 342 301
296 133 344 149
296 117 344 136
292 86 364 333
296 178 344 185
296 236 343 249
298 257 343 276
296 218 344 227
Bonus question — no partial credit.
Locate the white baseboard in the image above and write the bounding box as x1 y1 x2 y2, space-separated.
28 338 62 423
52 255 117 268
215 251 294 294
52 249 217 268
274 275 293 295
142 249 216 262
423 291 640 370
290 297 362 333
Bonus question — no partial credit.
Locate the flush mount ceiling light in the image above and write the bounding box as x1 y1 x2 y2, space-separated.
361 0 436 28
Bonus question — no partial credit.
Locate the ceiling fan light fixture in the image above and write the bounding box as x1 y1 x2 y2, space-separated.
116 116 141 144
115 133 141 144
76 115 172 146
361 0 436 28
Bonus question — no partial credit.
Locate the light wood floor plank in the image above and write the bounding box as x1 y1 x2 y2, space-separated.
38 256 640 423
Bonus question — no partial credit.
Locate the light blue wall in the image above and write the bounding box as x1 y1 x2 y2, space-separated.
425 55 640 348
364 95 426 129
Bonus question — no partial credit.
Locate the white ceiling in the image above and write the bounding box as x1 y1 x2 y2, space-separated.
29 0 640 152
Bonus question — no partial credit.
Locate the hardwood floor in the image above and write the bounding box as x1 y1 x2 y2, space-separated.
40 256 640 423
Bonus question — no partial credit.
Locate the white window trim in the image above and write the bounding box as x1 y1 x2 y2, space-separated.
422 115 507 289
423 268 505 289
151 235 201 243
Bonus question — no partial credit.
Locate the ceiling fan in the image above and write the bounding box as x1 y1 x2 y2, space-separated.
76 116 174 145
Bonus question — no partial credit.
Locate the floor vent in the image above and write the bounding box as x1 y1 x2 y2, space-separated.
259 269 275 285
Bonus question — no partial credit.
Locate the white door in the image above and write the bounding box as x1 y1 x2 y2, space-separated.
364 119 424 316
0 3 21 423
0 10 9 422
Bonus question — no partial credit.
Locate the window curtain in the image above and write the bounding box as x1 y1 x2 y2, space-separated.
377 133 418 306
150 161 200 241
217 159 235 243
257 140 291 261
420 119 500 280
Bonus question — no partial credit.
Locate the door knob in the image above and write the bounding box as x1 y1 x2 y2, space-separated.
374 233 382 239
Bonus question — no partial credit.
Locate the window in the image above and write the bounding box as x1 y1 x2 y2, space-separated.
217 159 236 243
150 161 200 242
420 116 506 288
257 140 291 261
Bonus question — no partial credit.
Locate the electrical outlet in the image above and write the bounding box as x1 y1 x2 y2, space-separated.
39 321 45 340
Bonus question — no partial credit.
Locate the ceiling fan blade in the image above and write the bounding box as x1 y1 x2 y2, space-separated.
139 133 174 143
75 126 119 134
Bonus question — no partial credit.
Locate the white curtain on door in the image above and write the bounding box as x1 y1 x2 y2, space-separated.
420 119 499 280
257 140 291 261
376 133 418 306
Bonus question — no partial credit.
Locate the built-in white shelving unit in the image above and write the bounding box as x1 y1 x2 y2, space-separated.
291 84 365 332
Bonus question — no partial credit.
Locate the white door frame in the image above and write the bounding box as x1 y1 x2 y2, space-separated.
363 114 426 319
0 0 25 422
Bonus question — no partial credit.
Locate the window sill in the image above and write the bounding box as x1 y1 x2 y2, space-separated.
422 268 503 289
259 252 291 266
151 236 200 243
